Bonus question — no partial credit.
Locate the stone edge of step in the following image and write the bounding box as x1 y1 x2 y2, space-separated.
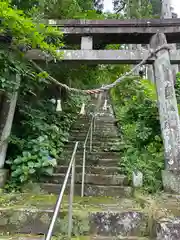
40 183 133 197
0 235 150 240
92 237 150 240
48 173 126 177
0 236 44 240
56 165 119 170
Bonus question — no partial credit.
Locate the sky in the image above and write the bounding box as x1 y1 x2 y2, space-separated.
104 0 180 16
171 0 180 16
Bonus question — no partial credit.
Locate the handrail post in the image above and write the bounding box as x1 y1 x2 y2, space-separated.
45 142 78 240
68 156 75 238
81 144 86 197
90 120 93 153
93 115 96 132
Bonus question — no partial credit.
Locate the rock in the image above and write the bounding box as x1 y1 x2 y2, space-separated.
90 211 147 236
0 169 8 188
156 217 180 240
162 170 180 194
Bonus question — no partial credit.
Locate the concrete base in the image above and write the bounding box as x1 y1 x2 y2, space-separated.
0 169 8 188
162 170 180 194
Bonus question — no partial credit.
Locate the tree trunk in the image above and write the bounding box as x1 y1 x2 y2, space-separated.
0 74 20 168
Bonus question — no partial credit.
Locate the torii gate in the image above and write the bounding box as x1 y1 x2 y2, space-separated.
26 18 180 194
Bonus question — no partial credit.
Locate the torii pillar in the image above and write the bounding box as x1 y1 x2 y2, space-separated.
150 33 180 194
161 0 178 82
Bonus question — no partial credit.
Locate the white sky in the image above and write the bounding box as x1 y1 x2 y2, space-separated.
172 0 180 16
104 0 180 16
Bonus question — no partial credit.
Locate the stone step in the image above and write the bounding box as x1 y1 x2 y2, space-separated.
66 140 120 146
95 159 118 167
72 118 116 122
71 128 118 134
59 151 120 163
90 212 147 237
61 151 120 158
41 173 128 186
63 146 120 153
63 144 120 152
92 237 150 240
40 183 132 197
0 194 147 237
94 115 115 119
72 118 116 124
71 129 118 136
56 165 119 175
0 235 135 240
58 157 118 167
70 133 118 139
64 144 118 150
69 135 119 141
0 235 43 239
72 123 116 130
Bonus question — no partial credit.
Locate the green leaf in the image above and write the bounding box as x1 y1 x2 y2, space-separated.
28 162 35 168
14 157 23 164
29 169 35 174
44 167 54 175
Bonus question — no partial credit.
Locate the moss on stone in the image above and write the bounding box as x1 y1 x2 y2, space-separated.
0 234 43 239
0 192 152 238
0 193 142 212
134 191 178 219
71 237 90 240
0 235 90 240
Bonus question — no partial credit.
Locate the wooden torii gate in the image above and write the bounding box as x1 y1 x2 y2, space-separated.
20 18 180 193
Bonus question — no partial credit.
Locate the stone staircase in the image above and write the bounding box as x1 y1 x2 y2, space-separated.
0 97 159 239
40 95 131 196
40 106 132 197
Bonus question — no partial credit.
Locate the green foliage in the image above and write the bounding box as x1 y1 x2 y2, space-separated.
74 10 104 19
6 135 57 190
150 0 161 16
13 0 102 19
112 74 180 193
175 73 180 114
0 0 63 57
6 93 88 190
11 0 40 11
175 73 180 104
111 77 164 193
43 0 82 19
1 0 107 192
113 0 153 18
0 50 36 95
0 51 21 93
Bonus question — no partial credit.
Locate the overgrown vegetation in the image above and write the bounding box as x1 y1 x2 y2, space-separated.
111 74 180 193
111 78 163 193
0 0 91 190
6 93 88 190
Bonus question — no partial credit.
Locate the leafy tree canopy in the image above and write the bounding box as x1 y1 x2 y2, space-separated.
0 0 63 57
113 0 161 17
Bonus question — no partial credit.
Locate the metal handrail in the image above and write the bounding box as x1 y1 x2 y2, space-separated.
81 93 104 197
45 141 79 240
45 94 103 238
81 116 95 197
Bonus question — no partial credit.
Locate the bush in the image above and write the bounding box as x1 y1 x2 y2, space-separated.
5 93 89 191
111 77 164 193
6 135 57 190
